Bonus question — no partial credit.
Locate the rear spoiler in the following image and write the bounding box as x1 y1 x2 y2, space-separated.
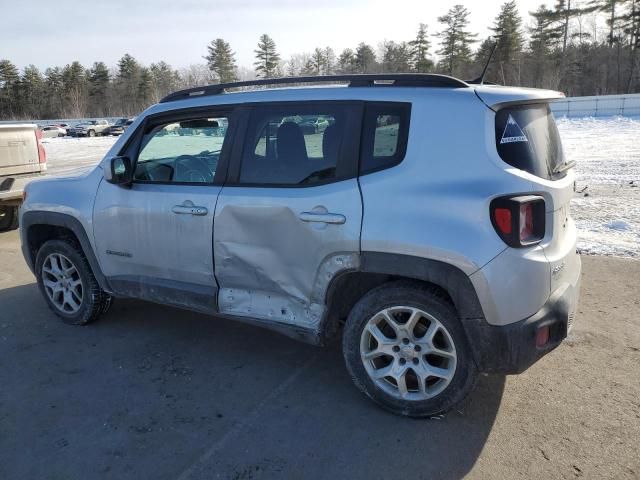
474 86 565 112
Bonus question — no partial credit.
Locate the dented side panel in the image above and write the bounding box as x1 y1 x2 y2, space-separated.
214 179 362 329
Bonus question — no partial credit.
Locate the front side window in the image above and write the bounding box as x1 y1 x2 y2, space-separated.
134 116 228 184
239 105 355 185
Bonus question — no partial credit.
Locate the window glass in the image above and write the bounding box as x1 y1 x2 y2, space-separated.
360 103 410 175
240 107 348 185
134 117 228 184
495 104 565 180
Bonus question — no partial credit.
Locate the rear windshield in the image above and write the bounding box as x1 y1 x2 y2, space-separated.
495 104 565 179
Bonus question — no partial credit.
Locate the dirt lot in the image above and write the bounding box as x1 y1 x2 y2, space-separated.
0 228 638 480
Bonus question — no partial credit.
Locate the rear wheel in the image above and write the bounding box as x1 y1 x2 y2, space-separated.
342 282 477 417
35 239 112 325
87 130 95 137
0 206 18 232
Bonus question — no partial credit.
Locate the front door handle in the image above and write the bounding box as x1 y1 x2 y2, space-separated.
172 201 208 216
299 211 346 224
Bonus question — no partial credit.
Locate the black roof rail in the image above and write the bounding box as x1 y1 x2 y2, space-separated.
159 74 469 103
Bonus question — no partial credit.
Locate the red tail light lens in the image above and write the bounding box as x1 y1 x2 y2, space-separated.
491 195 545 247
494 208 512 235
35 129 47 165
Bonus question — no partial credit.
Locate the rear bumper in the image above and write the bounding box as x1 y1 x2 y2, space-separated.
0 172 45 203
464 263 581 374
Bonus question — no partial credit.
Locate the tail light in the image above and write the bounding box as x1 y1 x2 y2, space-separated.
35 129 47 168
490 195 545 247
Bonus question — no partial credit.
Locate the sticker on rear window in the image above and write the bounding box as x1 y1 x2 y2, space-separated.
500 115 528 144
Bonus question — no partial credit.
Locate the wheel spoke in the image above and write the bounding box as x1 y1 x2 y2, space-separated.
395 370 409 398
379 310 402 334
406 308 422 333
366 323 395 346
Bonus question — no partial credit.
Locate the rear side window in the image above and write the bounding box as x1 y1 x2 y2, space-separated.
239 104 359 186
495 104 565 179
360 103 411 175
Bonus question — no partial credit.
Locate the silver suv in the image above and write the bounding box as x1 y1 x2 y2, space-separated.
19 75 581 417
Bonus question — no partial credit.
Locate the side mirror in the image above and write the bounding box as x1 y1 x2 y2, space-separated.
105 156 133 186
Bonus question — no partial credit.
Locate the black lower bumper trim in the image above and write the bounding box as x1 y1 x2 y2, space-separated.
463 286 573 374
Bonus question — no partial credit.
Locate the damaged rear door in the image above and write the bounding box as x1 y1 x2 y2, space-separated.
213 102 363 332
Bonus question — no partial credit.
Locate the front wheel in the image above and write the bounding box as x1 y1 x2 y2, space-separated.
342 282 477 417
35 239 112 325
0 205 19 232
87 130 95 137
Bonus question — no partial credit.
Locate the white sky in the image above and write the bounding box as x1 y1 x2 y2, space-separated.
1 0 556 71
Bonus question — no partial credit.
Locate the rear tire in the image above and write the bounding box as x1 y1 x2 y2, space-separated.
342 281 477 417
0 206 19 232
35 239 112 325
88 130 95 137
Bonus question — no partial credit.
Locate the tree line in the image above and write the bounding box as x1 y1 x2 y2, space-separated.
1 0 638 121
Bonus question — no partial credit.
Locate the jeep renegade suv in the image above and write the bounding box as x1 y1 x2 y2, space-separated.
19 74 581 417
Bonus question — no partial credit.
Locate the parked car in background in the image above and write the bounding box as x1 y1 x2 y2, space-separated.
68 119 111 137
104 118 134 136
40 126 66 138
0 124 46 231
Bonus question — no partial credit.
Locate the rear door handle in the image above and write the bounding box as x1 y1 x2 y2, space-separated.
172 203 208 216
299 212 346 224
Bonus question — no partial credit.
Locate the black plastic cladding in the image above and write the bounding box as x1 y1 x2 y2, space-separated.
160 74 469 103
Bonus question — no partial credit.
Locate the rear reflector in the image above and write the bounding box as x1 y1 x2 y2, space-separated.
536 325 550 347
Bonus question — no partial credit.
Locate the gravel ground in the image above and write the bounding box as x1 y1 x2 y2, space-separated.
0 228 638 480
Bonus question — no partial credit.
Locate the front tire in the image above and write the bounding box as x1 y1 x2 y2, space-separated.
87 130 95 137
342 282 477 417
35 239 111 325
0 206 18 232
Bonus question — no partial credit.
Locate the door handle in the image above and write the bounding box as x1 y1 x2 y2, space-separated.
299 211 346 224
172 204 208 216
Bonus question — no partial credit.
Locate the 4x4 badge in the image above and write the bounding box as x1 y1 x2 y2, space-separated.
500 115 528 144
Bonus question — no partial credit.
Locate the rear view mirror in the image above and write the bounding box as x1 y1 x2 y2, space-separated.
105 156 133 186
179 119 219 129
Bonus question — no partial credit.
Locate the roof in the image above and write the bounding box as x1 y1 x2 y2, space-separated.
160 74 470 103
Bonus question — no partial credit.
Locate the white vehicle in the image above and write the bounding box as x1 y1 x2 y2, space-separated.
20 74 581 417
40 126 66 138
68 119 111 137
0 124 46 231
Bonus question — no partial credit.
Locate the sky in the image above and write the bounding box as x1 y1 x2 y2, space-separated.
1 0 554 72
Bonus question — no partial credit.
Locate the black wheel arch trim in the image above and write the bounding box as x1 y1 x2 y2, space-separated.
21 211 111 293
358 251 485 320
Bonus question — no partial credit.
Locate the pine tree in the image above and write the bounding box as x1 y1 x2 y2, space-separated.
62 61 88 118
254 34 281 78
323 47 336 75
205 38 238 83
337 48 357 73
491 1 525 84
19 65 45 118
436 5 477 77
44 67 64 118
88 62 110 116
116 54 142 115
0 60 20 118
381 41 412 72
409 24 434 72
310 48 325 75
150 61 179 102
355 42 377 73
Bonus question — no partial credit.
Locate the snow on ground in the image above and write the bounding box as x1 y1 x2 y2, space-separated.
40 117 640 258
556 116 640 258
